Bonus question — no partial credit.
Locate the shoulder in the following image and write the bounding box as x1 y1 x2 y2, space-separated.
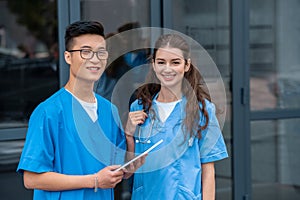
129 98 143 111
198 99 215 111
204 99 216 113
198 99 218 124
30 88 69 119
44 88 69 104
42 88 69 109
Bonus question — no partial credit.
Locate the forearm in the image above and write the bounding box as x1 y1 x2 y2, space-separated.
126 135 135 153
202 162 215 200
24 171 94 191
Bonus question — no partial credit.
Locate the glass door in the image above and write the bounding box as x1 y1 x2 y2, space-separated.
169 0 232 199
249 0 300 199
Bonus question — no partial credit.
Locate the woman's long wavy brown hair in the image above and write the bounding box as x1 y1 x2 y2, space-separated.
136 34 211 139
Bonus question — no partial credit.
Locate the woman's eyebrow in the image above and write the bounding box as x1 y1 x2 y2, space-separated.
155 58 183 61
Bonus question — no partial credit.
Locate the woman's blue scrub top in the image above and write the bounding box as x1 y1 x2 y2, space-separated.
130 97 228 200
17 88 126 200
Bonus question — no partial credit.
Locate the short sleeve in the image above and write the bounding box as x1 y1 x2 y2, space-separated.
198 101 228 163
17 105 55 174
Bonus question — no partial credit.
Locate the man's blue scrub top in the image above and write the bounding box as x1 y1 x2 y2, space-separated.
17 88 126 200
130 97 228 200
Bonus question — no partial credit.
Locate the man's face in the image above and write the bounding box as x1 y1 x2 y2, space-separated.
64 34 107 83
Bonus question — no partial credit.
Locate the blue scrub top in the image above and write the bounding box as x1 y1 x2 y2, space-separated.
130 96 228 200
17 88 126 200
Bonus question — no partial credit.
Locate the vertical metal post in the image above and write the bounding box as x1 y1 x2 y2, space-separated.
69 0 80 23
231 0 251 199
58 0 69 87
150 0 162 27
162 0 172 28
57 0 80 87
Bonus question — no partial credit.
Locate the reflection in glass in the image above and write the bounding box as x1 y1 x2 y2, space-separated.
0 0 59 129
0 1 58 199
250 0 300 111
251 119 300 199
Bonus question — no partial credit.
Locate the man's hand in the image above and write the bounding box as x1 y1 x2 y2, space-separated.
95 165 124 189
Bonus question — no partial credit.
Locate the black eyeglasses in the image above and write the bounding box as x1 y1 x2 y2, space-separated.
67 49 108 60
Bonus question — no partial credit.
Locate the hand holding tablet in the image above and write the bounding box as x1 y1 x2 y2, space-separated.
114 139 163 172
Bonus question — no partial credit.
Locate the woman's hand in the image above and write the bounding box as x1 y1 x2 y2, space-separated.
123 110 148 179
125 110 148 136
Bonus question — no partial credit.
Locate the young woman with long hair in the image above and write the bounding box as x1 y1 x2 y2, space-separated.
125 34 228 200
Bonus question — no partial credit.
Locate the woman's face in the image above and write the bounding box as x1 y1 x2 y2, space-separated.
153 47 190 91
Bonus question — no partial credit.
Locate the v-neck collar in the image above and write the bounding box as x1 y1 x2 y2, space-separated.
63 88 99 124
151 93 186 125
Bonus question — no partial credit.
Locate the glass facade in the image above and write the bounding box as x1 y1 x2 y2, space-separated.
250 0 300 199
0 0 299 199
251 119 300 199
250 0 300 111
0 0 58 199
0 0 59 129
81 0 150 35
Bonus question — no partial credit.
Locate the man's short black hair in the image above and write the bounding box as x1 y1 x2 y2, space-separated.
64 21 105 50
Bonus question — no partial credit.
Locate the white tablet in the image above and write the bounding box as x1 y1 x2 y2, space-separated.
114 139 163 172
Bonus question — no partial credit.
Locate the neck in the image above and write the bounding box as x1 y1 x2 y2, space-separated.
157 87 182 102
64 78 95 103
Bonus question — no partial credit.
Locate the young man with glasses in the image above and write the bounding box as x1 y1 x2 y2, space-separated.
17 21 127 199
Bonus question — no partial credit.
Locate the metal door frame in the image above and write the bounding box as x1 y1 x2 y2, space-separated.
231 0 251 199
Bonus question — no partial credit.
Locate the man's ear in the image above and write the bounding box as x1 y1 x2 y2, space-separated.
185 58 191 72
64 51 71 65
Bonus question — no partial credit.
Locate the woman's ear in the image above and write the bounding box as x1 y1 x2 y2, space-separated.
185 58 191 72
64 51 71 65
152 59 157 72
